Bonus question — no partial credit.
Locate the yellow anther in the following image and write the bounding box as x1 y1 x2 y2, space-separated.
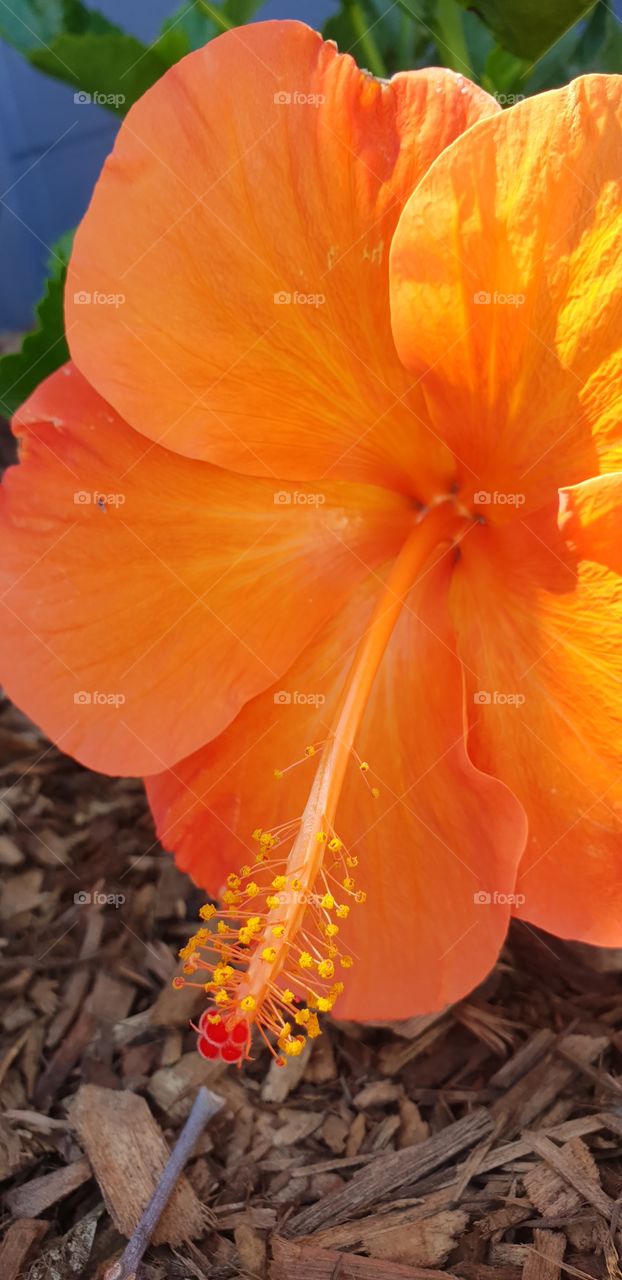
213 965 233 984
248 916 263 933
214 987 229 1004
295 1008 310 1025
346 855 358 868
342 877 355 891
321 893 335 910
326 944 338 958
317 959 335 979
316 830 327 843
283 1035 305 1057
359 761 369 773
305 745 316 757
282 989 295 1004
272 875 286 890
226 873 240 889
316 996 332 1012
340 955 354 969
199 903 217 921
298 951 314 970
222 889 238 906
252 828 263 842
206 1012 221 1024
240 995 256 1013
238 927 253 945
290 877 302 892
240 864 251 876
217 921 228 935
371 787 380 799
274 768 283 779
355 890 367 903
260 831 276 847
243 881 259 897
328 836 342 851
307 1012 321 1037
325 923 339 937
336 904 350 919
272 924 285 938
265 894 280 909
261 946 277 963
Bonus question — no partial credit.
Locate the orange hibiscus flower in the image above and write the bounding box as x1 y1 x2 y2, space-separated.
0 23 620 1065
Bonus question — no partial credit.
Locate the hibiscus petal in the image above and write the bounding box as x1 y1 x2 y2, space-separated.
0 365 412 775
147 559 527 1019
559 472 622 575
67 20 497 495
390 75 622 511
452 502 622 945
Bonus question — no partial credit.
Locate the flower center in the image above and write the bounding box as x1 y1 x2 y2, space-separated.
176 495 472 1064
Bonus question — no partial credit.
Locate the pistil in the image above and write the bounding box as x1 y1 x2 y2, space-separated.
176 497 468 1062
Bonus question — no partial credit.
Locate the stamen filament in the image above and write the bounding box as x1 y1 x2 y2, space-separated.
179 498 467 1063
241 499 462 1003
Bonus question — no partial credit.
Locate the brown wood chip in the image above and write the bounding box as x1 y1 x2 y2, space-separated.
521 1228 566 1280
0 1219 48 1280
70 1083 207 1244
526 1133 616 1222
271 1234 461 1279
4 1156 91 1217
287 1108 492 1236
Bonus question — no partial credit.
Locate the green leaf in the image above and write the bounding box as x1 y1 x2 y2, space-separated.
571 0 622 71
30 33 172 115
0 233 74 420
0 0 122 55
432 0 474 76
0 0 169 114
325 1 433 75
483 45 530 96
156 0 263 63
455 0 596 61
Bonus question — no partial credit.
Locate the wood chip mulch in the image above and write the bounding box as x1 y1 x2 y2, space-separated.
1 692 622 1280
